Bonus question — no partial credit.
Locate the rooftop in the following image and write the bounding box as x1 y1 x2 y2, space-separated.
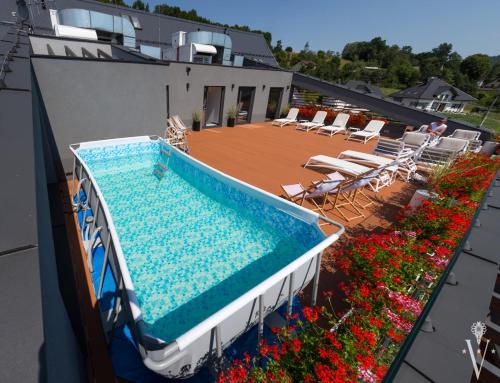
390 77 477 101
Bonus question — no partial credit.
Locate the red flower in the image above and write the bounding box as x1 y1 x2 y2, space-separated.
290 338 302 353
303 306 319 323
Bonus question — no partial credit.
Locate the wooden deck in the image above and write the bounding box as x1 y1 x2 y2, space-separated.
188 122 416 236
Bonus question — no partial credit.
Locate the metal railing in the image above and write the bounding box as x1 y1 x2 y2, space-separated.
0 24 23 90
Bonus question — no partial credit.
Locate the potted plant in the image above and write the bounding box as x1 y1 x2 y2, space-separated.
226 106 237 127
192 110 201 131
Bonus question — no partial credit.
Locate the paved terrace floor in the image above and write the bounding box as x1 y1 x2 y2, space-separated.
188 121 417 237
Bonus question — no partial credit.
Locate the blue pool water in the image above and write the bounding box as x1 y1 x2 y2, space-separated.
78 140 324 342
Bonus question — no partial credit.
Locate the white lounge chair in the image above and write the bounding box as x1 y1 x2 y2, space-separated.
272 108 299 127
296 111 327 132
304 155 396 192
417 137 469 167
316 113 350 137
346 120 385 143
339 149 417 182
449 129 482 152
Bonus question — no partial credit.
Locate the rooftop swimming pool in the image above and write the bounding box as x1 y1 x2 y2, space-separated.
71 136 343 377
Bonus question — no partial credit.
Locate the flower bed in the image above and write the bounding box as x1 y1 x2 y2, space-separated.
297 106 389 127
219 154 499 383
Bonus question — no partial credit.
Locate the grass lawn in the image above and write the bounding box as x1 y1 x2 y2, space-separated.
381 87 401 97
444 111 500 134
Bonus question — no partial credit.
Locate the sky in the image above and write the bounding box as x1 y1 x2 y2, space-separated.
139 0 500 57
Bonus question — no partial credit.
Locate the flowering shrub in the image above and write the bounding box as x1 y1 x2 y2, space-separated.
219 154 499 383
297 106 389 127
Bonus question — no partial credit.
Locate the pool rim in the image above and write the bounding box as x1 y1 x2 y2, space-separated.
69 135 345 352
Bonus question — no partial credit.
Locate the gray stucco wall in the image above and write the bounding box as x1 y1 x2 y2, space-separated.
31 57 291 172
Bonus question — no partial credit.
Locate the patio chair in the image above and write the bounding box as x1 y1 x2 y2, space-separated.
346 120 385 143
304 155 396 192
417 137 469 167
281 177 345 222
327 166 391 221
296 110 328 132
448 129 482 152
272 108 299 127
316 113 350 137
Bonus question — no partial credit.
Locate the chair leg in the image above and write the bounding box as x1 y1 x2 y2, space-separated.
355 188 375 209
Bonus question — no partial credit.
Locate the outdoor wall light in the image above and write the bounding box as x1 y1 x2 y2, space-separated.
186 66 191 76
286 85 290 90
186 82 190 91
231 84 235 91
262 84 266 91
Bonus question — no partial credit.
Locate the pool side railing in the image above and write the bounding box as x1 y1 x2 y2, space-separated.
69 136 345 375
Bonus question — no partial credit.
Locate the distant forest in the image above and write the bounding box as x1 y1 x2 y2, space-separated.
99 0 499 97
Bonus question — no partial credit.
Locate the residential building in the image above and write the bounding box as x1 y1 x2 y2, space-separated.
391 77 476 112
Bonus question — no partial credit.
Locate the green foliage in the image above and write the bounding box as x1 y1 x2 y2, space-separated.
192 110 201 122
96 0 129 7
131 0 149 11
153 3 272 48
460 54 492 82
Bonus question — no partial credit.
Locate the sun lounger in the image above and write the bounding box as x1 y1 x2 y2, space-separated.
296 111 327 132
449 129 482 152
304 155 396 192
316 113 350 137
339 148 417 182
346 120 385 143
417 137 469 167
272 108 299 127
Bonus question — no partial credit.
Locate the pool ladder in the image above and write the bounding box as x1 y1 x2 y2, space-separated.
153 142 172 180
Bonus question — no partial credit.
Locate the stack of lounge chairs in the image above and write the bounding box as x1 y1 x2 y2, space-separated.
448 129 482 152
417 136 469 167
165 115 190 153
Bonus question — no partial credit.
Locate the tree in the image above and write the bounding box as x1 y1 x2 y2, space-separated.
96 0 129 6
273 40 283 53
132 0 146 10
460 54 492 82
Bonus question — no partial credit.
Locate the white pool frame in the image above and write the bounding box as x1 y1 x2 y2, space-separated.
69 135 345 378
